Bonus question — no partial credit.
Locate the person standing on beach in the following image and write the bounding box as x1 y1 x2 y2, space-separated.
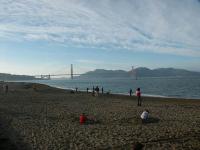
136 88 141 106
92 86 95 92
5 84 8 94
129 88 133 96
0 82 3 93
92 86 95 96
101 87 104 94
94 86 99 96
96 86 99 95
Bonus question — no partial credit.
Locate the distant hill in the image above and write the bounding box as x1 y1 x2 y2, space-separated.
78 68 200 78
79 69 129 78
132 67 200 77
0 73 37 81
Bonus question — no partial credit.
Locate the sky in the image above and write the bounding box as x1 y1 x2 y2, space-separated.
0 0 200 75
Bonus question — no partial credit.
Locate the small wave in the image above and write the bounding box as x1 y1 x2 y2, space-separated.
113 92 168 98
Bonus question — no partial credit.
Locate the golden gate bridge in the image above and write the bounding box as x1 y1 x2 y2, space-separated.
35 64 137 80
34 64 81 80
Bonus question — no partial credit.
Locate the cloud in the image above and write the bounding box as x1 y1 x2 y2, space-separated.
1 0 200 56
74 59 133 73
75 59 104 64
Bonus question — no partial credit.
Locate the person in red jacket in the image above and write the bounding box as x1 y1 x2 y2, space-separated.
80 113 87 124
136 88 142 106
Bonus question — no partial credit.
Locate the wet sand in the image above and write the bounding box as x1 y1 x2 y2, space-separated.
0 82 200 150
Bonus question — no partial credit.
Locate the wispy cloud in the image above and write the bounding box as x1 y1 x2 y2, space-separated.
1 0 200 56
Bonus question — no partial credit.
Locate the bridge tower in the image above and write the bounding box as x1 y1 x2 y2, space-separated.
48 74 51 80
132 66 137 80
71 64 73 79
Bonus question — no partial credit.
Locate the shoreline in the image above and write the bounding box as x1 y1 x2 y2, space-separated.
3 79 200 100
5 81 200 100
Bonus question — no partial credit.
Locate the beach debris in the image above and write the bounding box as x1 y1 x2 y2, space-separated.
70 90 75 94
106 90 111 95
132 142 144 150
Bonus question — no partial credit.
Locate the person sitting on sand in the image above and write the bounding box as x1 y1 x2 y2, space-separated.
79 113 97 125
136 88 142 106
141 109 149 123
80 113 87 124
94 91 98 97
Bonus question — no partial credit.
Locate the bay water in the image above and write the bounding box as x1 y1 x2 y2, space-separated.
25 76 200 99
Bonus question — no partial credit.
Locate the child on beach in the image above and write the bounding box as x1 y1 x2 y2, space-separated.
136 88 141 106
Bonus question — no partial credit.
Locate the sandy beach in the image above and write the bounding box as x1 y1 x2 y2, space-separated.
0 82 200 150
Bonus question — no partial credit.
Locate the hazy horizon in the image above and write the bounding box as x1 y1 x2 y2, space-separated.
1 0 200 75
1 66 200 76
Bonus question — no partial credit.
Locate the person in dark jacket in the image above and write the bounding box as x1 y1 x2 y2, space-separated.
136 88 142 106
129 88 133 96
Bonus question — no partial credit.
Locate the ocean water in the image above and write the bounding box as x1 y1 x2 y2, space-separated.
24 76 200 99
